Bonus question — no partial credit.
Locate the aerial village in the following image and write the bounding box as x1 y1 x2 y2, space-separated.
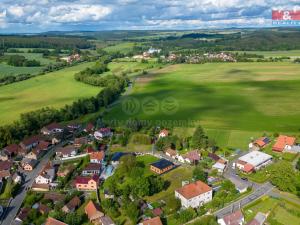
0 118 299 225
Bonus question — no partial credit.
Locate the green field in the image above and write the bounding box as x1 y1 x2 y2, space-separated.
231 50 300 58
0 62 100 125
105 62 300 148
0 52 57 78
103 42 137 53
0 63 43 78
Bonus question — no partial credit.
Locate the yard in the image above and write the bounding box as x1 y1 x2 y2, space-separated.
243 195 300 224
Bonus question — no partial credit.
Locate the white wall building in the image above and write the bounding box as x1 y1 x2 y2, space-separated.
236 151 272 173
175 180 212 208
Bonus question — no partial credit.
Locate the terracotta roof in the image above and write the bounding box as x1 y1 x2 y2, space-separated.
165 148 177 157
273 135 296 152
254 137 270 148
237 160 247 165
208 152 220 162
75 174 99 185
37 141 50 150
90 151 105 161
64 196 81 211
83 163 101 171
0 170 11 178
0 160 13 171
17 208 30 221
85 146 95 153
84 200 104 221
186 150 200 161
243 163 254 173
3 144 19 155
43 123 63 131
74 137 88 145
222 210 244 225
21 135 40 146
176 180 212 199
45 217 68 225
57 146 75 155
44 192 65 202
142 217 163 225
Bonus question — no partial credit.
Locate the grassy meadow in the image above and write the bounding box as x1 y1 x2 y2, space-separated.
231 50 300 58
105 62 300 148
0 62 100 125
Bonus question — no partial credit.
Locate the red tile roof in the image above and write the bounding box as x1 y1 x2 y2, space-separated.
3 144 19 155
176 180 212 199
75 174 99 185
186 150 200 161
84 200 103 221
44 122 63 131
21 135 40 146
142 217 163 225
272 135 296 152
90 151 105 161
243 163 254 173
222 210 244 225
85 123 95 132
45 217 68 225
85 146 96 154
83 163 101 171
0 160 13 171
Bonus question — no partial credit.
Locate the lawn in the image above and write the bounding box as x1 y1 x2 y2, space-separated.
0 62 100 125
243 196 300 224
105 62 300 148
145 166 193 203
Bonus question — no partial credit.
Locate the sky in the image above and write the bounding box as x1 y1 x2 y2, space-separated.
0 0 299 33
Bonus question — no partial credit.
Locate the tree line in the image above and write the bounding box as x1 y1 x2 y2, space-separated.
7 55 41 67
0 75 128 148
0 35 93 49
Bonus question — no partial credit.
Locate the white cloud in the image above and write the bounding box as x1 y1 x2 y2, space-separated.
48 4 112 23
7 6 24 17
0 10 7 28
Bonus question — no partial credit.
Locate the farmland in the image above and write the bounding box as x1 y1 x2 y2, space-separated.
231 50 300 58
0 62 100 125
105 62 300 148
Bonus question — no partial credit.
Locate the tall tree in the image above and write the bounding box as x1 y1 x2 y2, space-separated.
191 126 208 149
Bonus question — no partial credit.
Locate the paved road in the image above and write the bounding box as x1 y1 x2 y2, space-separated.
0 141 66 225
214 182 273 218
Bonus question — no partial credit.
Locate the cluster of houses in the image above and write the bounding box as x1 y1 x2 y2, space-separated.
60 53 81 63
217 209 268 225
203 52 236 62
133 47 162 60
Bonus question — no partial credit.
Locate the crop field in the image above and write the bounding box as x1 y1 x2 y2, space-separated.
0 62 100 125
105 62 300 148
0 63 43 78
103 42 137 53
231 50 300 58
0 52 57 78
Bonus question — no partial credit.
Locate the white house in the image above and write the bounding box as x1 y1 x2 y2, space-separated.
41 123 64 135
212 162 226 173
56 146 77 158
94 128 112 140
35 168 55 184
175 180 212 208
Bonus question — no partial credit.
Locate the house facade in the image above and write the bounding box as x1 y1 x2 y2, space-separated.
90 151 105 164
75 175 99 191
175 180 212 208
150 159 174 174
94 128 112 140
82 163 102 176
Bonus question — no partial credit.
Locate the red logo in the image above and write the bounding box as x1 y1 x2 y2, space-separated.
272 10 300 20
